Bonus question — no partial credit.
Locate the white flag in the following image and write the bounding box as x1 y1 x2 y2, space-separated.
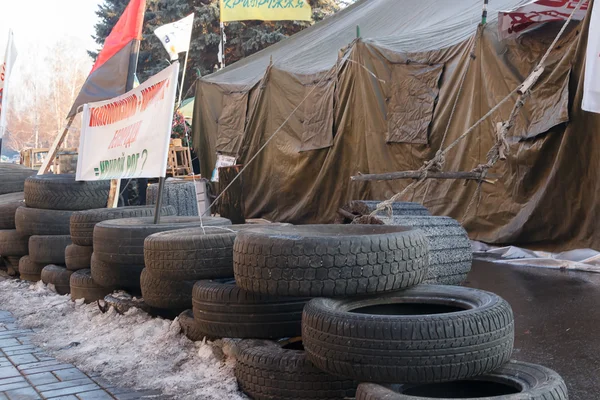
154 13 194 61
583 1 600 113
0 29 18 139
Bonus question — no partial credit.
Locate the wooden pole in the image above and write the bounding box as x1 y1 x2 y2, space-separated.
153 177 166 224
38 115 76 174
351 170 499 182
106 39 141 208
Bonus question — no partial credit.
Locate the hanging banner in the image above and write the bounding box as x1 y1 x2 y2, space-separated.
0 30 18 139
583 0 600 113
498 0 589 40
220 0 312 22
76 62 180 181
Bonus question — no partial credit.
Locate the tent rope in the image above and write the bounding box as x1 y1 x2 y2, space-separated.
373 0 583 219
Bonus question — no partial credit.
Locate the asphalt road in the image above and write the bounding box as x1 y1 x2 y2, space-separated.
466 260 600 400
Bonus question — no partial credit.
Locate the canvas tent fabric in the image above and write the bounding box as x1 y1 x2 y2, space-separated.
193 0 600 251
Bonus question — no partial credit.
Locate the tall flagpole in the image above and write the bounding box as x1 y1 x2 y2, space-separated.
178 50 190 107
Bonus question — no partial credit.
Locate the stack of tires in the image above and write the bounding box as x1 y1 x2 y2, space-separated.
14 174 110 293
91 216 231 303
68 205 177 303
223 225 567 400
0 164 36 275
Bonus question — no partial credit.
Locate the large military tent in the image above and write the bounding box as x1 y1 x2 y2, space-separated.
193 0 600 251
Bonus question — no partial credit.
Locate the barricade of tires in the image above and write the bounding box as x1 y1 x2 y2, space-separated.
14 174 110 289
189 223 564 400
68 205 177 303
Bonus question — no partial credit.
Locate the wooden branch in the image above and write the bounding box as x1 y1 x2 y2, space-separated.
351 170 499 182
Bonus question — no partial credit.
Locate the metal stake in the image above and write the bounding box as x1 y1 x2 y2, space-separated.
153 176 166 224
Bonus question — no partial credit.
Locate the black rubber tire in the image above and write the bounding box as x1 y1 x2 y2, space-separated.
24 174 110 210
355 361 568 400
192 280 308 339
388 216 472 285
178 310 206 341
235 342 357 400
65 244 93 271
90 252 144 291
335 200 430 223
18 256 46 282
0 229 29 257
0 164 37 195
140 268 194 310
41 265 73 295
144 226 238 281
15 206 75 236
70 269 112 303
0 193 25 229
93 216 231 266
70 205 177 246
28 235 72 264
302 285 515 384
233 225 429 297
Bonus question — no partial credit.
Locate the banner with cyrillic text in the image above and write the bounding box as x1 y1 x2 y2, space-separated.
220 0 311 22
76 62 179 181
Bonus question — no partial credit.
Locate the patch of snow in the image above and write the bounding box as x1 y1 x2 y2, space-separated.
0 277 254 400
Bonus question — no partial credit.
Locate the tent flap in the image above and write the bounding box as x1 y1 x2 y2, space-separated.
300 79 335 151
216 91 249 154
386 63 444 144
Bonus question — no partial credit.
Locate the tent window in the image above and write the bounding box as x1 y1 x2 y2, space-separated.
216 91 248 154
300 79 335 152
386 63 444 144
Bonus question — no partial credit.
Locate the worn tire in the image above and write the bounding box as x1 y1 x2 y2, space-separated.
65 244 93 271
18 256 46 282
70 205 177 246
335 200 430 223
0 164 36 195
233 225 429 297
302 285 514 384
24 174 110 210
235 342 356 400
93 216 231 266
41 265 73 295
90 252 144 291
29 235 72 264
144 226 238 281
178 310 205 341
192 280 307 339
0 229 29 257
0 193 25 229
70 269 112 303
15 207 75 236
355 361 567 399
140 268 194 310
147 180 199 216
388 216 472 285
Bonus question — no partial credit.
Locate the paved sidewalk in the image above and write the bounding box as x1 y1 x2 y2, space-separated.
0 311 159 400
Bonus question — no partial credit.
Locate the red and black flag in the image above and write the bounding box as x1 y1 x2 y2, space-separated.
68 0 146 117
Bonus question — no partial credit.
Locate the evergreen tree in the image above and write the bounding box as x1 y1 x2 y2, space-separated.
90 0 345 96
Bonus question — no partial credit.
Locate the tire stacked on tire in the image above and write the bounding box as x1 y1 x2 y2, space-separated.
17 174 110 289
229 224 568 400
68 205 177 303
91 216 231 297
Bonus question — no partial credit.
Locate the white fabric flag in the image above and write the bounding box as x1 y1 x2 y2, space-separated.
583 1 600 113
154 13 194 61
0 29 18 139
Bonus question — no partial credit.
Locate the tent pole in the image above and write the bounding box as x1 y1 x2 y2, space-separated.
482 0 488 25
178 51 190 107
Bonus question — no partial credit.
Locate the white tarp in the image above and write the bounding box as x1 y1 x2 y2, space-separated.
582 0 600 113
76 62 179 181
498 0 589 40
0 29 17 139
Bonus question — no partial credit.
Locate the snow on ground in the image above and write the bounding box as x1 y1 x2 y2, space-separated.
0 275 255 400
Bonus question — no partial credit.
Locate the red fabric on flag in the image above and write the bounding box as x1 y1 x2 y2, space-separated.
68 0 146 117
92 0 146 73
